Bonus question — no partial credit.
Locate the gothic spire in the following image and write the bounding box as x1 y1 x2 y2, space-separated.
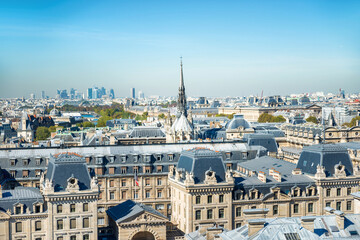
177 57 187 117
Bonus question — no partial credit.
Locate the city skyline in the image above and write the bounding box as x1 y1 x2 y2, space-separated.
1 0 360 98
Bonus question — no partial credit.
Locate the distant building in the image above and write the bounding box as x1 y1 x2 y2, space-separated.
30 93 35 99
87 88 93 99
138 90 144 99
131 88 135 99
41 90 45 99
109 89 115 99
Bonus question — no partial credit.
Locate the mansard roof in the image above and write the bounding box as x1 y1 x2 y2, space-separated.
107 199 168 224
244 134 278 153
128 126 165 138
0 187 43 214
177 148 226 184
46 152 91 192
296 144 353 177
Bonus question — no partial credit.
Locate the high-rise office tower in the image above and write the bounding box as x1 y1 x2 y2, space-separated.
41 91 45 99
138 90 144 99
109 89 115 99
131 88 135 98
87 88 93 99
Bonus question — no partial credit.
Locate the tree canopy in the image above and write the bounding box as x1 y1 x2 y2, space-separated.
343 116 360 128
306 116 318 124
36 127 50 140
258 113 286 123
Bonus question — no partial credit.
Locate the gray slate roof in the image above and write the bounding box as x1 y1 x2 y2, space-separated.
0 187 43 214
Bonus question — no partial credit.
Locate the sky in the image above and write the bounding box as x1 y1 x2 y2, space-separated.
0 0 359 98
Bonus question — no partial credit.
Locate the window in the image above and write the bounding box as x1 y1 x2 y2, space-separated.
110 191 115 200
57 237 63 240
70 219 76 229
156 204 164 210
236 223 242 228
157 166 163 173
236 207 241 217
83 218 89 228
35 170 42 177
168 154 174 161
337 188 341 196
98 217 105 225
219 209 224 218
10 159 16 166
273 205 278 215
157 178 162 186
146 191 150 198
15 206 21 214
293 189 298 197
347 188 352 195
251 191 257 199
36 158 41 165
22 170 29 178
110 180 115 187
121 179 126 186
293 204 299 214
308 203 313 213
207 209 213 219
57 220 63 230
122 191 127 199
83 203 88 212
16 222 22 232
35 205 41 213
133 167 138 174
336 202 341 210
145 178 150 186
121 156 126 162
134 190 138 199
70 236 76 240
208 195 212 203
326 202 331 208
195 210 201 220
219 195 224 203
10 170 16 178
326 188 331 197
226 152 231 160
83 235 89 240
35 221 41 231
196 196 201 204
157 190 162 198
70 204 76 213
274 191 278 200
145 167 151 173
121 167 127 174
23 159 29 165
347 201 352 211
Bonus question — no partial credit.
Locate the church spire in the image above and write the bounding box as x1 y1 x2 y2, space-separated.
177 57 187 118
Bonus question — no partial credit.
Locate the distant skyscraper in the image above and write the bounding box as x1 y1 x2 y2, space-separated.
41 91 45 99
101 87 106 96
87 88 93 99
30 93 35 99
70 88 76 99
138 90 144 99
131 88 135 99
109 89 115 99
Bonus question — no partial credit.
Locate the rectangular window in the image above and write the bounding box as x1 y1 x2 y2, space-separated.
121 179 126 186
236 207 241 217
10 159 16 166
157 190 162 198
57 220 63 230
145 178 150 186
110 180 115 187
308 203 313 213
35 205 41 213
293 190 298 197
156 155 162 161
70 236 76 240
196 196 201 204
219 195 224 203
293 204 299 214
155 204 164 210
23 159 28 166
251 191 256 199
208 195 212 203
134 191 138 199
83 218 89 228
326 202 331 208
337 188 341 196
308 189 313 196
83 235 89 240
273 205 278 215
274 191 278 200
347 201 352 211
145 166 151 173
70 219 76 229
83 203 88 212
98 217 105 225
36 158 41 165
195 210 201 220
35 170 42 177
10 170 16 178
122 191 127 199
219 209 224 218
157 178 162 186
336 201 341 210
157 166 163 172
133 167 138 174
236 223 242 228
70 204 75 213
326 188 331 197
347 188 352 196
16 222 22 232
146 191 150 198
35 221 41 231
15 206 21 214
121 167 127 174
22 170 29 178
168 154 174 161
110 191 115 200
207 209 213 219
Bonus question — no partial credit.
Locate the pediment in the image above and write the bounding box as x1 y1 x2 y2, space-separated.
0 210 10 220
262 192 290 201
121 211 169 225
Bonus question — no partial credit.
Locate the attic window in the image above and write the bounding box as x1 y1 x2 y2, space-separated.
23 159 29 166
10 159 16 166
22 170 29 178
108 156 115 163
168 154 174 161
121 156 126 163
226 152 231 159
133 155 138 162
35 170 42 177
36 158 41 165
96 157 103 165
156 155 162 161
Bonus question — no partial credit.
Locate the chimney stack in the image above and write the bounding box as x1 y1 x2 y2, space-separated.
247 219 266 236
335 210 345 230
301 216 316 232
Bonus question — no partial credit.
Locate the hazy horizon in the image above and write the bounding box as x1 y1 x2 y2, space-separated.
1 0 359 98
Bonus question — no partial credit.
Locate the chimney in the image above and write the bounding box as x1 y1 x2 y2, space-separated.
269 168 282 182
324 207 335 215
258 171 266 183
292 168 302 175
335 210 345 230
243 208 269 220
301 216 315 232
247 219 266 236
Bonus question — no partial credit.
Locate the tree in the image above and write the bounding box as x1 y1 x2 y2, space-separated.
258 113 286 123
142 112 149 119
97 116 113 127
49 126 57 132
158 113 165 119
274 115 286 122
306 116 318 124
343 116 360 128
36 127 50 140
82 121 95 128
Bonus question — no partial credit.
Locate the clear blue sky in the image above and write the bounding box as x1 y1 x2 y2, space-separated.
0 0 359 98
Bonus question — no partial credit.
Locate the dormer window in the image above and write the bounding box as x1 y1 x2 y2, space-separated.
34 204 42 213
133 155 138 162
36 158 41 165
10 159 16 166
35 170 42 177
242 152 247 159
121 156 126 163
96 157 103 165
168 154 174 161
156 155 162 161
23 159 29 166
144 155 151 162
226 152 231 160
108 156 115 163
14 204 23 214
